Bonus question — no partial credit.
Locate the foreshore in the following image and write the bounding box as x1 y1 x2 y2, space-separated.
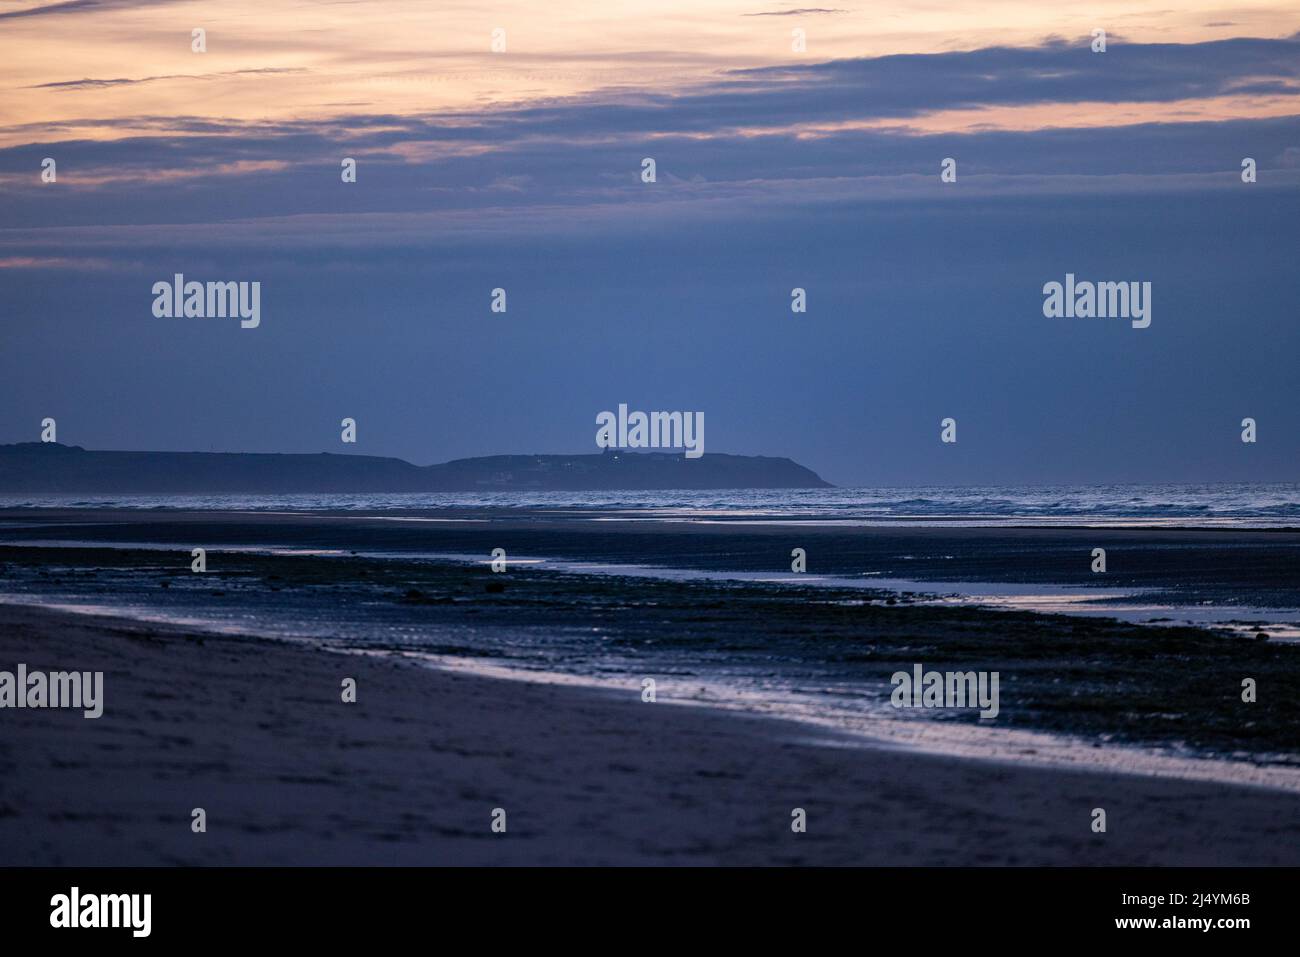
2 603 1298 866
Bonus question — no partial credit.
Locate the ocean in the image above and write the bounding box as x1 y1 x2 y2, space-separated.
2 482 1300 524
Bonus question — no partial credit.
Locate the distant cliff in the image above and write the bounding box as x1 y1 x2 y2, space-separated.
0 444 832 492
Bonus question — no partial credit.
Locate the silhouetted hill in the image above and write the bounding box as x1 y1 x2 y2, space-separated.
0 444 832 492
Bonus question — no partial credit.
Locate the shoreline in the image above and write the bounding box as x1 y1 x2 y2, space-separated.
3 603 1299 865
2 516 1298 764
3 506 1298 864
5 594 1300 795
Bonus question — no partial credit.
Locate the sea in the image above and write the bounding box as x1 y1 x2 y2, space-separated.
2 482 1299 526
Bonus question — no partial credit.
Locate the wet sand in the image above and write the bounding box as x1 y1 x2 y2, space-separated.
2 603 1298 866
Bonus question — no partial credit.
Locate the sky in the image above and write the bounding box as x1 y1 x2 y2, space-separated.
1 1 1298 486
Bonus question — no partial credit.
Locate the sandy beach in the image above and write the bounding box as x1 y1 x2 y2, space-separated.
3 602 1298 866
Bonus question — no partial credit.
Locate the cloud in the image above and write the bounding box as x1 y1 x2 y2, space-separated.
743 7 848 15
0 0 175 21
29 68 305 90
1 34 1297 252
0 255 115 269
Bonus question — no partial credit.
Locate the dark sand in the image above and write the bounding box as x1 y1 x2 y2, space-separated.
2 604 1298 866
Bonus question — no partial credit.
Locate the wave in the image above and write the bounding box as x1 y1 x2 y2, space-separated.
2 482 1299 525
